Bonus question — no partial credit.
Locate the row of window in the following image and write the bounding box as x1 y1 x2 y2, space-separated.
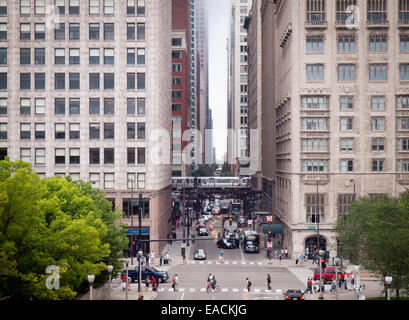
301 159 389 173
301 137 391 152
305 63 409 81
1 122 146 141
0 73 146 91
300 117 409 131
16 0 146 16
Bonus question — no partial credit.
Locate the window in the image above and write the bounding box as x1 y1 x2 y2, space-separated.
338 64 356 81
127 148 135 164
371 96 385 110
172 38 182 46
20 98 31 115
306 0 326 22
35 148 45 165
367 0 387 22
69 48 79 64
337 194 354 219
127 98 136 115
0 23 7 40
89 173 100 189
371 117 385 130
137 148 145 164
55 48 65 64
397 138 409 151
104 23 114 40
104 73 114 89
55 0 65 14
20 123 31 140
20 23 31 40
127 123 135 139
172 50 182 59
104 123 114 139
340 96 354 110
400 64 409 80
69 73 80 90
55 98 65 115
104 98 114 115
301 96 329 110
20 73 31 90
69 23 80 40
89 48 100 64
0 148 7 161
301 139 328 152
55 73 65 89
369 64 387 81
306 64 324 81
369 35 387 52
137 173 145 189
89 0 100 14
0 98 6 115
35 98 45 115
89 148 100 164
104 173 114 189
0 73 6 90
69 98 80 115
340 160 354 172
172 90 182 99
55 23 65 40
127 23 135 40
0 0 6 15
338 35 355 53
127 173 136 188
400 35 409 52
137 0 145 15
137 98 145 115
306 194 325 224
137 48 145 64
137 123 145 139
340 118 353 130
35 48 45 64
69 173 80 181
397 159 409 172
89 23 100 40
35 73 45 90
69 0 79 14
336 0 357 22
69 123 80 139
137 23 145 40
127 73 135 90
104 0 113 14
372 159 385 172
20 0 30 14
35 123 45 140
172 103 182 112
400 0 409 21
340 138 354 152
372 138 385 151
306 36 323 53
127 0 135 14
397 117 409 130
20 148 31 163
397 95 409 109
104 148 114 164
104 48 114 64
0 122 6 139
69 148 80 164
35 23 45 40
89 73 100 89
137 73 146 90
301 118 329 131
89 123 100 139
172 64 182 72
127 48 135 65
55 123 65 139
20 48 31 65
89 98 100 114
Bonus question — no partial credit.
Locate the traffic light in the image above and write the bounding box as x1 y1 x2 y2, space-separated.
267 230 272 239
229 217 232 225
321 259 326 269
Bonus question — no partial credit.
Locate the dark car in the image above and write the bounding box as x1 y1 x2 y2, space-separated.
217 238 235 249
314 268 349 283
123 266 169 283
198 227 208 236
284 289 305 300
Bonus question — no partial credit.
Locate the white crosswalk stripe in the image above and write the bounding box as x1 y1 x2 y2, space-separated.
199 261 204 264
190 288 196 292
232 288 239 292
222 288 228 292
232 261 237 265
208 261 212 264
162 287 283 294
254 289 260 293
200 288 206 292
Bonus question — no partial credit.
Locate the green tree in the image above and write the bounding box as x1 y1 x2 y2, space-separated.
192 165 213 177
335 193 409 299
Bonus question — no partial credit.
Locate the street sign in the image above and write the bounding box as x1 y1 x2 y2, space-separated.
248 219 252 225
267 216 272 222
308 226 317 230
267 242 273 248
181 243 186 248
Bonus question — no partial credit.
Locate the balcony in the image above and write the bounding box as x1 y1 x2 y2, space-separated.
398 20 409 29
397 173 409 185
335 20 358 30
305 20 327 29
366 20 389 29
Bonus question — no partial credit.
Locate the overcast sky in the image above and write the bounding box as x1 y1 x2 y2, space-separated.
207 0 233 163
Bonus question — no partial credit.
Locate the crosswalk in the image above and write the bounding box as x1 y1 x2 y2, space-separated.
188 260 266 266
129 284 283 294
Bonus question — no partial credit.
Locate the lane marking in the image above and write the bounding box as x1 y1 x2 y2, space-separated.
222 288 228 292
233 288 239 292
180 292 184 300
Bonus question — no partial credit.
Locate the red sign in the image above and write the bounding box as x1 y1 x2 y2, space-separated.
267 216 272 222
267 242 273 248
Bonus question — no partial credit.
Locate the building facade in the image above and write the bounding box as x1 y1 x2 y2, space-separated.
259 0 409 258
0 0 172 256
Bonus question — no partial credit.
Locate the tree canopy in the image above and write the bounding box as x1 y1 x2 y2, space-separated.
0 158 127 300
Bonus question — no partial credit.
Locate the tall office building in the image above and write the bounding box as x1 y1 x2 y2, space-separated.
0 0 172 255
257 0 409 258
228 0 252 176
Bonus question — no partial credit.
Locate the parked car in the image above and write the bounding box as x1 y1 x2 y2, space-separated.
194 248 206 260
122 266 169 283
196 222 206 231
217 238 235 249
283 289 305 300
198 227 208 236
314 267 349 283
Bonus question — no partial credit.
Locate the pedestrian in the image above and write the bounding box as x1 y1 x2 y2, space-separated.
305 247 309 260
150 251 155 265
145 275 150 291
218 249 224 263
160 252 163 266
121 274 127 291
171 274 178 291
300 252 304 265
145 253 150 266
330 279 336 293
279 254 283 264
266 274 271 291
167 234 171 245
246 278 252 292
166 252 170 265
284 247 288 259
152 276 157 291
312 252 317 264
306 278 313 294
274 249 278 259
140 254 145 266
295 256 299 265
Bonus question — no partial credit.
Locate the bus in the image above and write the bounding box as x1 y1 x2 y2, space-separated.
243 230 260 253
231 202 242 216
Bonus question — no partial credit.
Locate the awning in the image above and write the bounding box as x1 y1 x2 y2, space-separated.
263 224 283 234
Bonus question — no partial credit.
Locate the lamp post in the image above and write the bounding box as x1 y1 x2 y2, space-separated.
316 177 324 300
128 178 135 265
385 275 392 300
88 272 95 301
138 250 143 296
107 265 113 301
138 192 143 293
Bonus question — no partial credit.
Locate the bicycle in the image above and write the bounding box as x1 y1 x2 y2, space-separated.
206 283 220 292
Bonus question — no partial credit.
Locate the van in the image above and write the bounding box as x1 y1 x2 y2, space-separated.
314 267 346 283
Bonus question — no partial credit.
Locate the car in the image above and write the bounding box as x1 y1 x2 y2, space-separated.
196 223 206 231
194 249 206 260
217 238 235 249
314 268 349 283
283 289 305 300
198 227 208 236
123 266 169 283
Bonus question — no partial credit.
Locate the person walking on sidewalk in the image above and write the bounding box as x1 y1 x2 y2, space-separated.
171 274 178 291
145 253 150 266
284 247 288 259
305 278 313 294
246 278 252 292
266 274 271 291
144 276 150 292
150 251 155 265
279 254 283 264
300 252 304 265
159 252 163 266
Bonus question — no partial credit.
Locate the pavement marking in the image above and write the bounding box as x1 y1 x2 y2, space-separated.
181 292 184 300
265 289 271 293
179 288 185 292
225 261 229 264
232 288 239 292
276 289 282 293
190 288 196 292
241 262 246 265
254 289 260 293
258 262 263 265
222 288 228 292
208 261 213 264
200 288 206 292
233 261 237 265
168 288 173 292
158 288 164 292
250 262 254 265
199 261 204 264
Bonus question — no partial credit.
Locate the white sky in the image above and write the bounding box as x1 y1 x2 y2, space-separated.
207 0 233 163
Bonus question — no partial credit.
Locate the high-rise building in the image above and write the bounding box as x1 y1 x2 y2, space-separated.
257 0 409 258
1 0 172 255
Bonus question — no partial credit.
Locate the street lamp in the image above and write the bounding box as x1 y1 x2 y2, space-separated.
138 250 143 295
88 272 95 301
385 275 392 300
107 265 113 301
316 177 324 300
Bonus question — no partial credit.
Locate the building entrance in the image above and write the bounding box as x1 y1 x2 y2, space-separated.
305 235 326 259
